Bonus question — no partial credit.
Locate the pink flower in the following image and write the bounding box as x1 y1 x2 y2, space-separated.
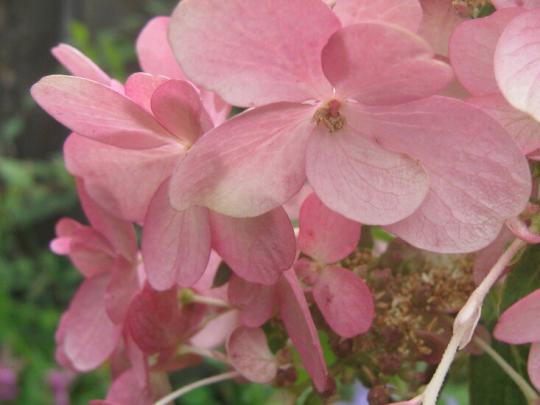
494 289 540 390
166 0 531 253
492 0 540 9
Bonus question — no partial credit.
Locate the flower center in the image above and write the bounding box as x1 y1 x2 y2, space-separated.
313 99 345 133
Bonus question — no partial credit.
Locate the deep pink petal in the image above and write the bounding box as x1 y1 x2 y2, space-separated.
151 80 212 144
529 342 540 391
298 193 361 263
495 9 540 121
279 269 328 392
52 44 111 85
469 94 540 156
63 274 122 371
228 275 277 327
142 180 211 290
313 266 374 338
105 258 141 324
64 133 181 223
169 103 314 217
227 326 278 384
306 113 429 225
210 208 296 285
494 289 540 344
418 0 465 57
169 0 339 106
322 23 452 105
106 369 153 405
31 75 171 148
333 0 422 32
190 310 240 350
124 73 168 113
357 97 530 253
493 0 540 8
449 8 525 96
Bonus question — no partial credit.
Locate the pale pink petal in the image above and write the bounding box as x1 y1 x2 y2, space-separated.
169 103 314 217
298 193 361 263
31 75 171 148
283 184 313 221
210 208 296 285
106 369 153 405
322 23 452 105
105 258 140 324
52 44 111 85
418 0 465 57
495 9 540 121
528 342 540 391
358 97 530 253
76 179 137 261
449 8 525 96
169 0 339 106
494 289 540 344
312 267 374 338
200 92 231 127
227 326 278 384
469 94 540 155
192 250 222 292
506 217 540 244
63 274 122 371
151 80 212 144
142 180 211 290
190 310 240 350
64 133 181 223
228 276 277 327
124 73 168 112
473 226 514 284
136 16 187 80
333 0 422 32
306 114 429 225
493 0 540 8
279 269 328 392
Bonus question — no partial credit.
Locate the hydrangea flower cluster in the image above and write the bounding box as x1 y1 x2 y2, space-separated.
30 0 540 404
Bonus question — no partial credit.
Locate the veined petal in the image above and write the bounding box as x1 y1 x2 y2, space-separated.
494 289 540 344
142 180 211 290
298 193 361 263
31 75 172 149
306 111 429 225
52 44 111 85
124 73 168 113
228 276 277 328
105 258 140 324
210 208 296 285
169 0 339 106
449 8 525 96
418 0 465 57
169 103 314 217
333 0 422 32
469 94 540 156
359 97 531 253
495 9 540 121
322 23 452 105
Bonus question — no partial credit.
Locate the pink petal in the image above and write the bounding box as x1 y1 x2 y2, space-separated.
333 0 422 32
279 269 328 392
63 274 122 371
418 0 465 57
449 8 525 96
494 289 540 344
192 250 222 292
227 326 278 384
190 310 240 350
298 193 361 263
124 73 168 113
210 209 296 285
469 94 540 156
358 96 531 253
495 9 540 121
283 184 313 221
493 0 540 8
105 258 141 324
228 275 277 327
52 44 111 85
169 0 339 106
151 80 212 145
106 369 153 405
528 342 540 391
64 133 180 223
473 226 514 284
136 16 187 80
31 75 171 149
312 266 374 338
322 23 452 105
76 179 137 261
306 112 429 225
169 103 314 217
142 180 211 290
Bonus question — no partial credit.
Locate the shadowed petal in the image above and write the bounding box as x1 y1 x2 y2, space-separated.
418 0 464 57
52 44 111 85
228 275 277 327
494 289 540 344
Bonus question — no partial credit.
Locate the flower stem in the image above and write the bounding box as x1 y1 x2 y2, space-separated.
154 371 240 405
473 336 539 404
